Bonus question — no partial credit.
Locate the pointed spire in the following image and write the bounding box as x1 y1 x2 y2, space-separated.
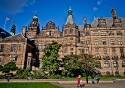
65 7 74 25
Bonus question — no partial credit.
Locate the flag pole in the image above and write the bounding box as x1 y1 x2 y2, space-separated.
4 19 6 30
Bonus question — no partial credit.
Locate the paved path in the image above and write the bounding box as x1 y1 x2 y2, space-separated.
0 79 125 88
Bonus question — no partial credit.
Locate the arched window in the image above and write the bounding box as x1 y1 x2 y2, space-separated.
113 61 118 67
104 61 110 68
122 61 125 67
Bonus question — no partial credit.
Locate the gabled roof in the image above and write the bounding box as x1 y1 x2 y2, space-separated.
0 28 11 38
91 17 125 28
5 33 25 40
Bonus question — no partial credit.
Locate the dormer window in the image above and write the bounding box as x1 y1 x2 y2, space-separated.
98 17 106 28
98 24 106 28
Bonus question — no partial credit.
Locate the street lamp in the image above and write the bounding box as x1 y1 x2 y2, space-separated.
84 54 89 84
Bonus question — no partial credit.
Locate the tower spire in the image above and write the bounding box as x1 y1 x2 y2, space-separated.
65 7 74 24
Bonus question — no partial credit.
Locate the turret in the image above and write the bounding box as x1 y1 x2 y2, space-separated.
22 26 27 37
10 24 16 36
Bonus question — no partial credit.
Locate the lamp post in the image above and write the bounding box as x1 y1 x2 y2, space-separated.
84 54 88 84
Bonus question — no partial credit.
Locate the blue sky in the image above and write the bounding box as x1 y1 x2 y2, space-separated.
0 0 125 34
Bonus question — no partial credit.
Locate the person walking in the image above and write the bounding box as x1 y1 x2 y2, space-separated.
91 76 95 84
77 75 81 87
7 75 11 82
95 75 100 83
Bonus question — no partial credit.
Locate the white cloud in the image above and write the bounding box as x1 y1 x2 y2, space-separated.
0 0 36 14
97 0 102 5
93 7 98 11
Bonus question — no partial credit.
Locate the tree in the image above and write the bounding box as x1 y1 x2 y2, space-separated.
42 42 61 74
3 62 18 73
62 54 100 77
0 65 3 71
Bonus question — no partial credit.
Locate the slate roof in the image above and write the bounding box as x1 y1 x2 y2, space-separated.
0 28 11 38
91 17 125 28
65 15 74 24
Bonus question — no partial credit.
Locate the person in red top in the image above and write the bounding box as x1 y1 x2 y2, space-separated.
77 75 81 87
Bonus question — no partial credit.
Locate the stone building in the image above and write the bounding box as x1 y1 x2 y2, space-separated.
0 27 36 70
0 8 125 75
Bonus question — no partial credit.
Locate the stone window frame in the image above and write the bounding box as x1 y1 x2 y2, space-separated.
104 61 110 68
110 39 115 45
113 61 118 67
9 55 17 62
85 31 90 36
117 31 122 35
118 38 122 45
94 39 98 45
0 44 4 52
10 44 17 52
122 61 125 67
70 28 73 34
93 31 98 36
102 39 106 45
101 31 107 36
78 49 84 54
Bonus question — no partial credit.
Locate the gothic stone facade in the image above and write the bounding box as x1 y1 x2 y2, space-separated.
0 8 125 75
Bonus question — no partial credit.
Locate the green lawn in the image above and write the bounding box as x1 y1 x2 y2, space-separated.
0 82 62 88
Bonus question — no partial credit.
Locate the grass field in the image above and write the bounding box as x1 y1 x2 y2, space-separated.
0 82 62 88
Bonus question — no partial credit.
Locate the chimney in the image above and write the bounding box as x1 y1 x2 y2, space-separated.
84 17 87 25
111 8 117 19
22 26 27 37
